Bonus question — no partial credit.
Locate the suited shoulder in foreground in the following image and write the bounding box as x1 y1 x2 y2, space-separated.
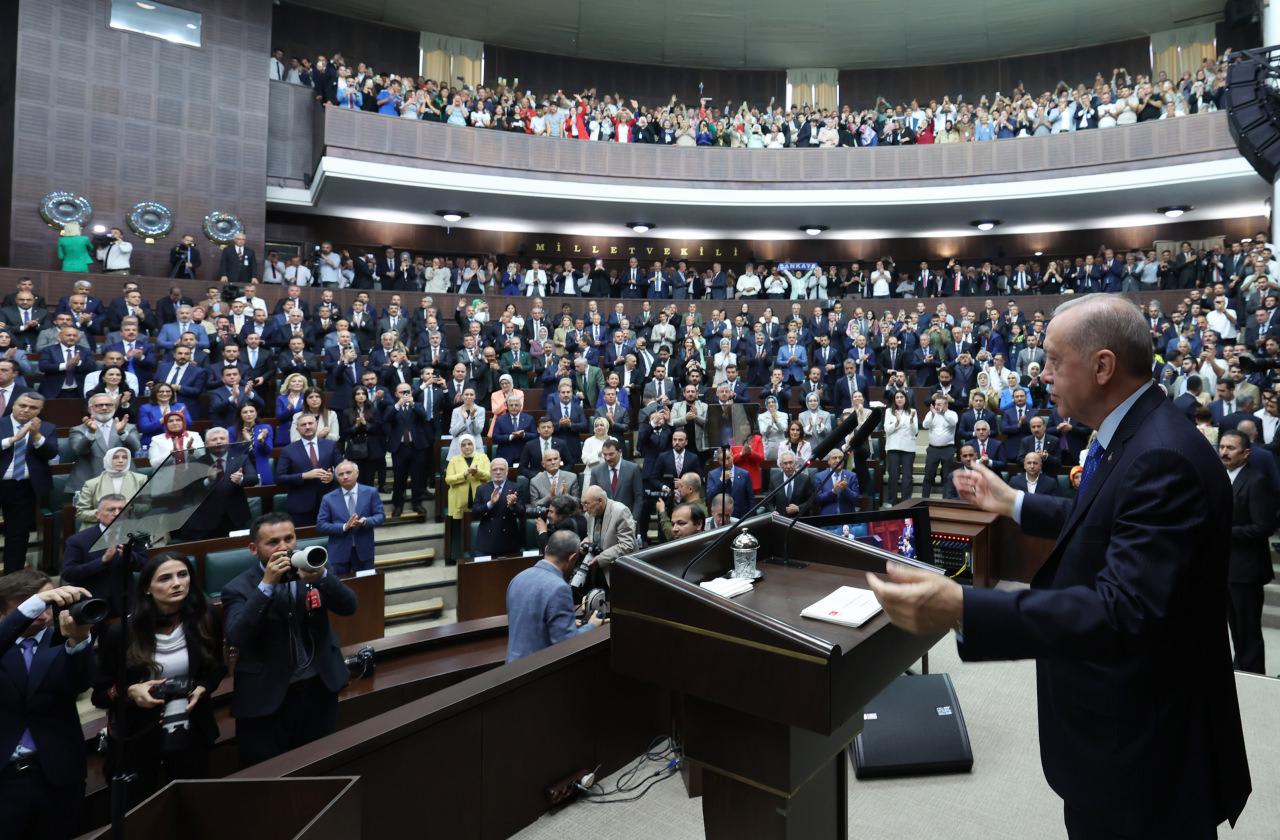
867 295 1250 839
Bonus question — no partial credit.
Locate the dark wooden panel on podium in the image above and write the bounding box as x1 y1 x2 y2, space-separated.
610 513 941 840
331 572 385 646
894 498 1055 586
456 554 532 621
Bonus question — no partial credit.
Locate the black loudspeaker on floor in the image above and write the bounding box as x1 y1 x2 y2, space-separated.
850 672 975 779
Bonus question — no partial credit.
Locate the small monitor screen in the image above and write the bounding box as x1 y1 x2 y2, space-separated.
820 516 918 560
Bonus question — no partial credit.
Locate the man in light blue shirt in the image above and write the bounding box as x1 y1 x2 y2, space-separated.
505 530 603 663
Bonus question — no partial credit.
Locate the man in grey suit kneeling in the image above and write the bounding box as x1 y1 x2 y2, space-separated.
505 530 604 663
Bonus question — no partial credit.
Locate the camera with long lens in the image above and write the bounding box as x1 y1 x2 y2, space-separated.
1237 352 1280 373
149 676 194 751
530 504 549 518
67 597 109 626
344 645 376 679
220 283 243 303
289 546 327 575
569 540 602 589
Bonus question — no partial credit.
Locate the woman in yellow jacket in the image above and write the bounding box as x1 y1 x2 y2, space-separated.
444 434 490 519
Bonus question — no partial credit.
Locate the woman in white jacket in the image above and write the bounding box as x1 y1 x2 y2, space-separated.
447 387 486 458
711 338 736 386
147 411 204 468
757 395 788 460
883 390 920 505
784 265 816 300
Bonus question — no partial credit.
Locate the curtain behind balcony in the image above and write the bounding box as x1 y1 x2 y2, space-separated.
1150 23 1217 85
788 68 838 110
420 32 484 87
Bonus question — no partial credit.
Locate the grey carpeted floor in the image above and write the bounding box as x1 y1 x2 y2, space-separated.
515 627 1280 840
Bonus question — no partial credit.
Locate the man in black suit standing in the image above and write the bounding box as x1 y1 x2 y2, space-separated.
869 296 1251 838
769 450 814 516
471 458 525 557
58 495 149 620
0 290 46 350
183 427 260 540
222 513 357 767
1171 374 1203 420
218 232 258 285
0 573 95 837
383 382 431 517
1219 429 1276 675
1007 451 1060 497
0 392 58 574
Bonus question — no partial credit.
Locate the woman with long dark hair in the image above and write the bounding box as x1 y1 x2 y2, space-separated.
340 385 385 487
92 552 226 804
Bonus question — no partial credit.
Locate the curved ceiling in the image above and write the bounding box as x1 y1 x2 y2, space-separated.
295 0 1222 69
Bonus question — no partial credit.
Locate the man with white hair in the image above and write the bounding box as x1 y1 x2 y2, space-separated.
471 458 525 557
580 485 636 585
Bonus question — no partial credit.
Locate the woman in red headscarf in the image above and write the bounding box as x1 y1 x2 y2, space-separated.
147 410 204 468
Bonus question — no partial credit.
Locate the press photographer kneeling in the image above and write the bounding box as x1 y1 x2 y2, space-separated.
505 530 605 663
91 552 226 806
533 494 589 550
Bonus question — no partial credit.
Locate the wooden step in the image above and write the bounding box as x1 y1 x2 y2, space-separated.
374 548 437 569
385 597 445 623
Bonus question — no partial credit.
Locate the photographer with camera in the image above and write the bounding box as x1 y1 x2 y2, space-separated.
222 513 358 767
579 485 637 587
533 494 588 551
94 227 133 275
90 553 225 806
60 495 149 621
0 572 95 837
505 530 604 663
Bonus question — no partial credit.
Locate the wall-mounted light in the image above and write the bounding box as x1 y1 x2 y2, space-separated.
1033 250 1043 256
970 220 1002 232
1158 205 1193 218
627 222 656 233
436 210 470 224
799 225 829 236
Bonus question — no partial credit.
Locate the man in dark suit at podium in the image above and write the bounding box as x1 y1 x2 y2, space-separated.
868 296 1250 839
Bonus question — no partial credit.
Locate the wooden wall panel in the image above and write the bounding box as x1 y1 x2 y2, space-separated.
8 0 272 277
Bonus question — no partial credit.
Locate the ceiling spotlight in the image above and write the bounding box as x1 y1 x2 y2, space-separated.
1158 205 1192 218
970 220 1001 232
435 210 470 224
1034 251 1043 256
799 225 829 236
136 1 156 9
627 222 655 233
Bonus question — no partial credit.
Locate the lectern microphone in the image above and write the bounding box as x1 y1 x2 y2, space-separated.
679 407 884 581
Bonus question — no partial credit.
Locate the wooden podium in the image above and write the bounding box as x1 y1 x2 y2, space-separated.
609 513 942 840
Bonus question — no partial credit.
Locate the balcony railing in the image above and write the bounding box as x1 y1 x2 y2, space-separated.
267 82 1240 190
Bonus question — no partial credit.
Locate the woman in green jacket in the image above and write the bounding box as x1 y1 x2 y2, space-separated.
57 221 94 272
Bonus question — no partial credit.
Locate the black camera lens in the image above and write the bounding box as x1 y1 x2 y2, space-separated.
67 598 108 626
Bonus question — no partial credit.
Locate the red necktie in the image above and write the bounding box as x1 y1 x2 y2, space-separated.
610 468 618 494
309 442 319 467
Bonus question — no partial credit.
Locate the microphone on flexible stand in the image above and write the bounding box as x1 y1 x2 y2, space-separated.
679 407 885 581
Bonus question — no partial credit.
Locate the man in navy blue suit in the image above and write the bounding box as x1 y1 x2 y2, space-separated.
274 414 340 525
544 381 587 463
153 344 206 418
811 449 859 514
706 449 754 515
0 573 95 838
207 367 264 428
492 393 536 465
325 345 363 412
103 319 156 385
0 393 58 574
36 327 97 399
869 296 1250 838
59 495 149 619
316 461 386 574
